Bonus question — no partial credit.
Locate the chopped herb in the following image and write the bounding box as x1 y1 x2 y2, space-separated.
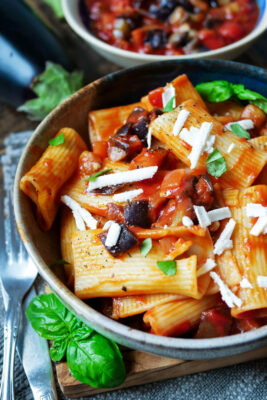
230 124 250 139
157 260 177 276
163 95 176 112
50 259 70 267
206 149 227 178
83 169 113 182
49 133 65 146
140 238 152 257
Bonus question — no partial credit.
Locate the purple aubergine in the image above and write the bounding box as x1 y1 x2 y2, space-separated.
124 200 151 228
99 223 138 257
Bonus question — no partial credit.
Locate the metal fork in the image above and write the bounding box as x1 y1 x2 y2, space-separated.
0 190 38 400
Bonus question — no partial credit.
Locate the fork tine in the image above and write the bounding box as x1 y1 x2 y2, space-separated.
6 190 20 261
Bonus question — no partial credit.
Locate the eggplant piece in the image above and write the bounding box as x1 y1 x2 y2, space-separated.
144 29 167 49
90 185 123 195
0 0 72 106
131 116 149 143
124 200 151 228
99 223 138 257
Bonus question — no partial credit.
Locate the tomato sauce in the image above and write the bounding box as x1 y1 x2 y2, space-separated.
82 0 259 55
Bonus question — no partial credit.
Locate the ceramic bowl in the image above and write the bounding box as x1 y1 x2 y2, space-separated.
14 60 267 360
62 0 267 68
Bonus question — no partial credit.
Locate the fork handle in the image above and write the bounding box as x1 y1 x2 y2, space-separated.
0 299 22 400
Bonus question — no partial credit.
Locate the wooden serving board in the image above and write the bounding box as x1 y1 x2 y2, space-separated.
56 346 267 398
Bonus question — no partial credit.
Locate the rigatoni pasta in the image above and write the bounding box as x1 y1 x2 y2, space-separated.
21 73 267 339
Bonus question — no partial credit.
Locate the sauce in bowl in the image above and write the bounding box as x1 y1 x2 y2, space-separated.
81 0 259 55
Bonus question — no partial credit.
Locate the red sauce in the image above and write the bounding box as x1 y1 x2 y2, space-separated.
82 0 259 55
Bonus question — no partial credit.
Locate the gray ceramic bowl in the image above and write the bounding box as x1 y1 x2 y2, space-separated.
62 0 267 67
14 60 267 360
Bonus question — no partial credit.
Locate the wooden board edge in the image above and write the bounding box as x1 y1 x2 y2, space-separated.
56 346 267 398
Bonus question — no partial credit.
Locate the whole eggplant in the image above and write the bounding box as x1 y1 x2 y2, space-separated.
0 0 72 106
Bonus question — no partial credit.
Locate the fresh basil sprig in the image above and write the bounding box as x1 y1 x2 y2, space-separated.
195 80 267 114
163 95 176 112
26 294 126 388
230 123 250 139
157 260 176 276
206 148 227 178
83 168 113 182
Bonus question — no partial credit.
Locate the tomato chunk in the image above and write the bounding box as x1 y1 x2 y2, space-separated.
79 151 102 178
148 87 164 108
195 307 233 338
92 141 108 159
130 148 168 170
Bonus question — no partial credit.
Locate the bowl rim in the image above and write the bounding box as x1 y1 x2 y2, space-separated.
62 0 267 62
14 59 267 360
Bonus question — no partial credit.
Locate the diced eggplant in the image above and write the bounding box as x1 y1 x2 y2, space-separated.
90 185 123 195
144 29 167 49
108 134 143 162
192 174 214 209
116 122 133 137
132 116 149 142
127 107 149 124
124 200 151 228
99 223 138 257
149 0 178 20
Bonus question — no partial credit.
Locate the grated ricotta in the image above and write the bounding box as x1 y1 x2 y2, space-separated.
188 122 213 169
250 216 267 236
245 203 267 217
208 207 231 223
210 271 243 308
193 205 211 228
105 222 121 247
147 127 152 149
213 218 236 255
197 258 216 277
257 275 267 288
172 109 190 136
87 166 158 191
162 84 176 108
225 119 254 131
240 277 253 289
113 189 143 203
182 216 194 227
61 195 97 230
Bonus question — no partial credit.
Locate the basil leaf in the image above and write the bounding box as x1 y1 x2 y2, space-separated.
195 81 233 103
67 333 126 388
83 168 113 182
70 325 94 341
50 338 68 362
140 238 152 257
43 0 64 18
230 123 250 139
18 62 83 121
231 84 265 101
163 95 176 112
49 133 65 146
206 148 227 178
50 259 70 267
250 99 267 114
157 260 176 276
25 294 81 339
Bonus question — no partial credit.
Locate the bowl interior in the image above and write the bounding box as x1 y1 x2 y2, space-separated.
14 60 267 360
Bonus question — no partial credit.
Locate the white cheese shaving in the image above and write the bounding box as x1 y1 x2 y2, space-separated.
227 143 235 154
87 166 158 191
197 259 216 277
208 207 231 223
213 218 236 255
113 189 143 203
179 126 215 154
147 127 152 149
225 119 254 131
162 84 176 108
103 220 114 231
182 216 194 227
210 271 243 308
61 195 97 230
257 275 267 288
188 122 213 169
245 203 267 217
250 216 267 236
172 109 190 136
240 277 253 289
193 205 211 228
105 222 121 248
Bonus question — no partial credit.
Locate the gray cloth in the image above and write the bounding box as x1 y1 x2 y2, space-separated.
0 132 266 400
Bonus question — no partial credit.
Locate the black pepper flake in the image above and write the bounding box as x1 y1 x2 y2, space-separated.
122 286 127 292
